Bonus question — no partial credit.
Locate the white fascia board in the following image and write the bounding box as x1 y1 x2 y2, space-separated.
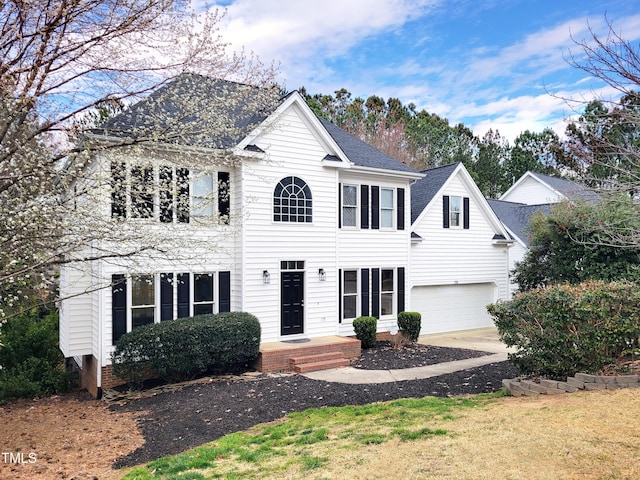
348 165 424 181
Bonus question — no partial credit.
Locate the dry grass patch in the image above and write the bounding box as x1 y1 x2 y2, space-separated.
314 390 640 480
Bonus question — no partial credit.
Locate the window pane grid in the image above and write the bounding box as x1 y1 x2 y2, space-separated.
342 185 357 227
274 177 312 222
450 196 462 227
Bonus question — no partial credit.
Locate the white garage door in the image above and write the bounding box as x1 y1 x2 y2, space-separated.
410 283 496 334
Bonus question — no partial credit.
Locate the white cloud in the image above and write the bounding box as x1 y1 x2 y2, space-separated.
203 0 439 85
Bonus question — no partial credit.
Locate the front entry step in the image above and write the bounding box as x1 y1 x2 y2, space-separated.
290 352 350 373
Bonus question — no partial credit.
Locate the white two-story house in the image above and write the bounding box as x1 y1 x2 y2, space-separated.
59 74 425 396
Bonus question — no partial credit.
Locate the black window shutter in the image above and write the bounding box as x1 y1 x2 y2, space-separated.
361 268 370 317
371 268 380 318
397 188 405 230
219 271 231 312
112 274 127 344
218 172 230 223
371 186 379 230
397 267 405 314
176 168 190 223
338 269 342 322
463 197 470 229
177 273 190 318
361 185 369 229
160 273 173 321
338 183 342 228
443 195 450 229
111 161 126 219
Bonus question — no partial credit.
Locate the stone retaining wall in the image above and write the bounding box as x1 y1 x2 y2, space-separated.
503 372 639 396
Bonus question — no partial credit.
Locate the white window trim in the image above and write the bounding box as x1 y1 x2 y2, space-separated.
341 184 358 229
449 195 463 229
380 268 395 317
192 272 216 316
342 269 359 321
380 187 395 230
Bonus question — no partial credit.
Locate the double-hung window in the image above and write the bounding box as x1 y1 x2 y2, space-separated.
192 172 215 218
380 188 394 229
380 269 394 316
131 275 155 329
450 196 462 227
443 195 469 229
193 273 215 315
342 270 358 320
342 185 357 227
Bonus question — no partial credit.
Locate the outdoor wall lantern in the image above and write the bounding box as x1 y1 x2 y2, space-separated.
318 268 326 281
262 270 270 284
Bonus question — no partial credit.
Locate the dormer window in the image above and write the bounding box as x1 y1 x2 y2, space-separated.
273 176 312 223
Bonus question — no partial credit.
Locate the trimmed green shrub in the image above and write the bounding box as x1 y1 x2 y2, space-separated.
488 280 640 380
397 312 422 342
111 312 261 385
353 316 377 349
0 309 72 402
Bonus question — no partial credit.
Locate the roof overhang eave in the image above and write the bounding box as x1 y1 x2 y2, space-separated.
348 164 424 180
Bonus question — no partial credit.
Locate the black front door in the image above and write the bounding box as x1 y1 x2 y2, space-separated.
281 272 304 335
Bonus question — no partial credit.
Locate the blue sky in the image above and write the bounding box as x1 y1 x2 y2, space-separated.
198 0 640 142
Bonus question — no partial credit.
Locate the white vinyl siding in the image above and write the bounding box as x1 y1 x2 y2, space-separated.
410 171 510 327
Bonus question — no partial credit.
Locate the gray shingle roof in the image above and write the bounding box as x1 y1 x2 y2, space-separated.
93 73 279 149
529 172 600 204
487 199 551 246
91 74 417 176
410 162 460 223
317 117 417 174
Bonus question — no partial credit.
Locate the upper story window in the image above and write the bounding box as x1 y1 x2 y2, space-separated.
450 196 462 227
339 183 404 231
443 195 470 229
380 188 394 229
273 176 312 223
111 162 230 224
342 185 357 227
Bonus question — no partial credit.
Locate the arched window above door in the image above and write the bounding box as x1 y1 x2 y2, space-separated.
273 176 312 223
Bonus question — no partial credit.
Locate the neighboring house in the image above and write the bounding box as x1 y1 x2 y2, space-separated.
490 171 599 295
59 74 423 396
500 171 600 205
409 163 513 333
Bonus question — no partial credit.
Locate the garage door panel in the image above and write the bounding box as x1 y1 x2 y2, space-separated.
411 283 495 334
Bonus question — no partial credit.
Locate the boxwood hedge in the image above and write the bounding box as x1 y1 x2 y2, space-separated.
111 312 261 385
488 280 640 379
397 311 422 342
353 316 377 349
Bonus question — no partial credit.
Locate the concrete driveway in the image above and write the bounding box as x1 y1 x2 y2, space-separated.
418 327 514 354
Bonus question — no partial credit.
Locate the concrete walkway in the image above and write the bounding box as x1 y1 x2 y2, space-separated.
303 328 512 384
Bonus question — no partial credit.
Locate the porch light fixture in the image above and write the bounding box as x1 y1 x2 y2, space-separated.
262 270 270 284
318 268 326 281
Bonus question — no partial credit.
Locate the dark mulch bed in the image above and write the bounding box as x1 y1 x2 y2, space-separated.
352 341 491 369
112 344 517 468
